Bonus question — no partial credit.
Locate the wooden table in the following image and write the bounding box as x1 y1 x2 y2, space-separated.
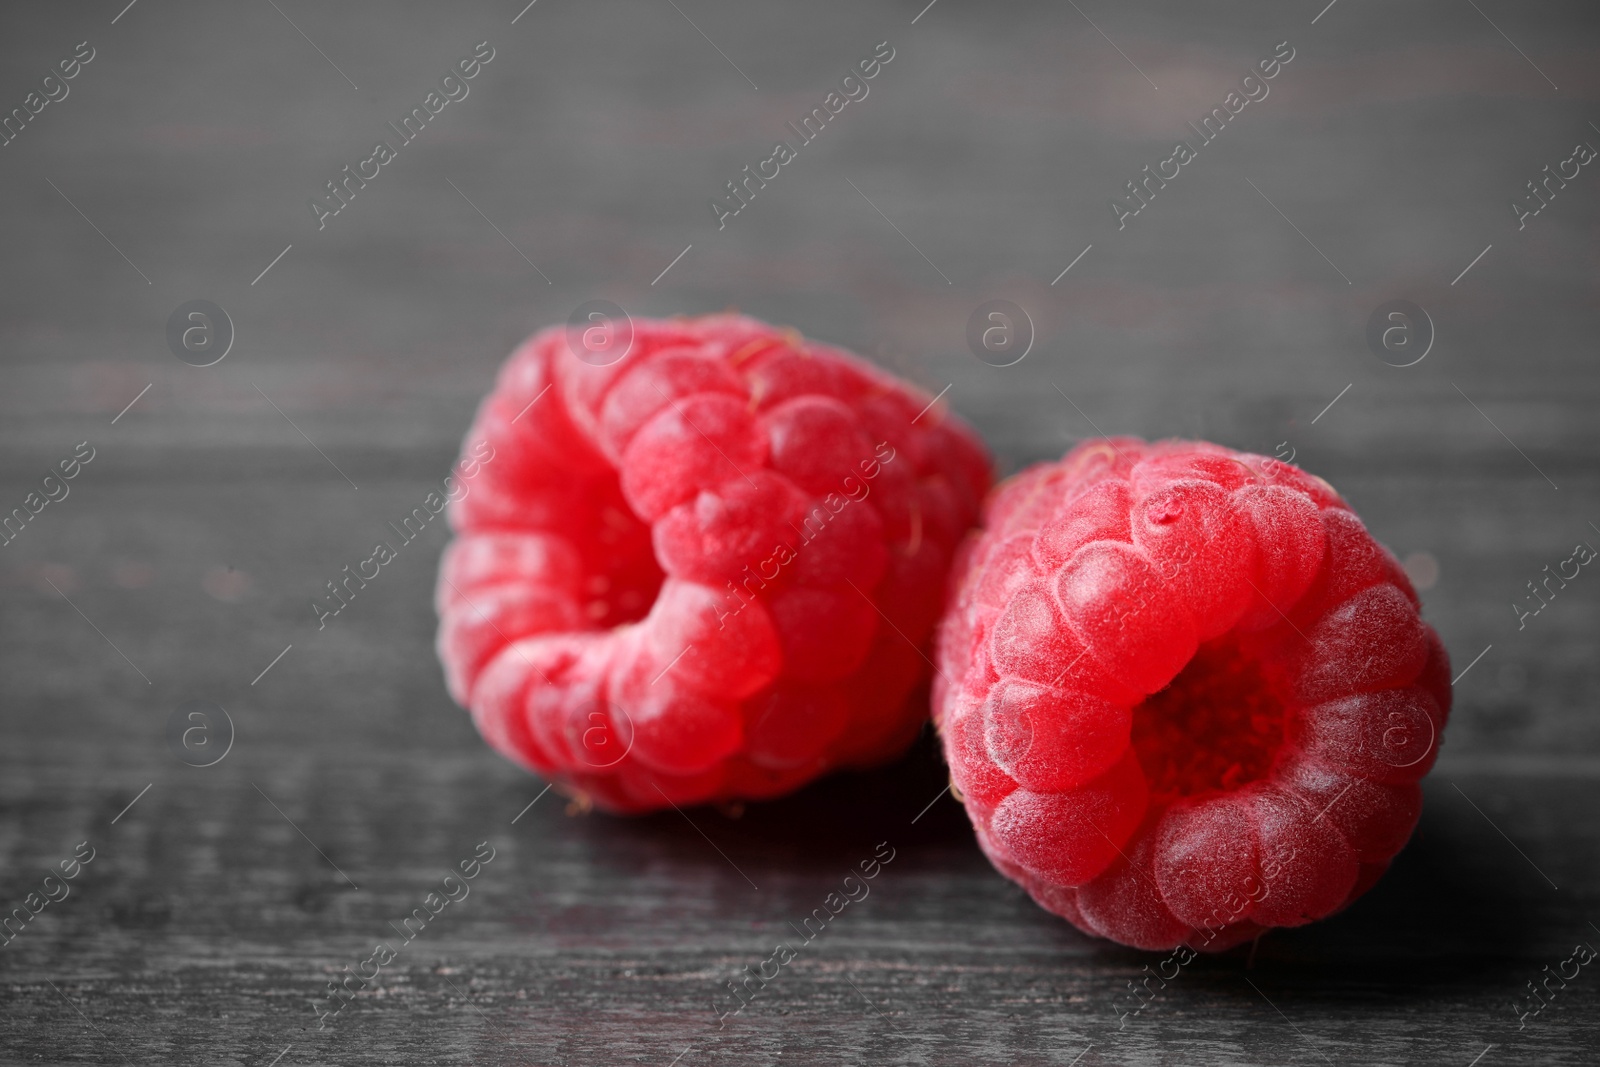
2 1 1596 1063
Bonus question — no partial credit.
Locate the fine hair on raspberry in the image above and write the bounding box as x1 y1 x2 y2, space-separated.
933 438 1450 950
435 313 991 813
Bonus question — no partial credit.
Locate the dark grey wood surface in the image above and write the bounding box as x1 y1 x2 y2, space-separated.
2 1 1597 1063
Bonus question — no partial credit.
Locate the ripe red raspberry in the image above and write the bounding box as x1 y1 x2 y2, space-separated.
933 438 1450 950
436 313 990 813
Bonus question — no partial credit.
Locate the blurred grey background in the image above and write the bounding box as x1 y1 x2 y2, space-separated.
1 1 1597 1064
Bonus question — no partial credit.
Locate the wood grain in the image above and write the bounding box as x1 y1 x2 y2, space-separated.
1 1 1597 1063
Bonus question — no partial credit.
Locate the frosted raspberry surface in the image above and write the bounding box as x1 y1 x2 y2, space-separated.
933 439 1450 949
437 314 990 813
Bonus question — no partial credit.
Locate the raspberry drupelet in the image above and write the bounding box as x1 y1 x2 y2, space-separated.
933 438 1450 950
436 314 991 813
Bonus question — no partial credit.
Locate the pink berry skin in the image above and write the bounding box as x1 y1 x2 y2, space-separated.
436 314 991 813
933 438 1450 951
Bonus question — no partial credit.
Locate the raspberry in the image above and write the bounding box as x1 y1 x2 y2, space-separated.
933 438 1450 950
437 314 990 813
